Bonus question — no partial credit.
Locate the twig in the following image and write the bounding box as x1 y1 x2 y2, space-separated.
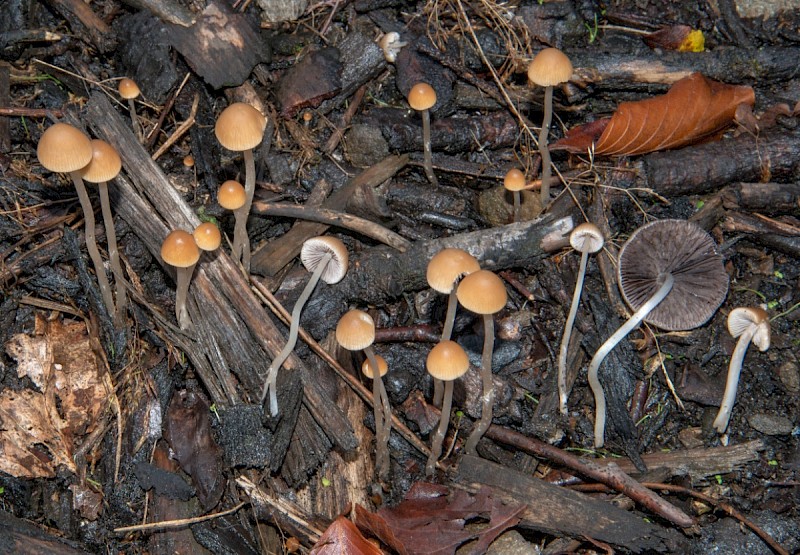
0 107 64 118
324 83 366 154
144 71 191 151
151 92 198 161
114 502 247 533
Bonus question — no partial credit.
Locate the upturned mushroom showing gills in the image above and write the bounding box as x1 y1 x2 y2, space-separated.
214 103 267 273
588 219 728 448
261 236 349 417
160 230 200 330
557 222 604 415
527 47 573 204
407 82 439 187
456 269 508 454
713 306 770 434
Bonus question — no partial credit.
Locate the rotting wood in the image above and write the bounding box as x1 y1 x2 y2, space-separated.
721 182 800 215
43 0 115 52
720 211 800 258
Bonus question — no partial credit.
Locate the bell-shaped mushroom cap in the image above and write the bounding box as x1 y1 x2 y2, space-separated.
214 102 267 152
37 123 93 173
408 82 437 111
617 219 728 331
161 230 200 268
362 354 388 379
427 248 481 294
527 47 573 87
193 222 222 252
218 180 247 210
81 140 122 183
427 340 470 381
336 309 376 351
503 168 526 192
300 236 349 284
118 78 140 100
728 306 770 351
457 270 507 315
570 222 604 254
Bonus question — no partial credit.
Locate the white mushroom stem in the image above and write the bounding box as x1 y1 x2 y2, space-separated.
421 109 439 187
233 148 256 273
426 379 453 475
70 171 115 317
588 273 674 448
538 85 554 203
432 287 459 407
557 249 590 414
98 182 127 327
464 314 495 454
174 263 196 330
712 325 757 434
511 190 520 223
365 345 391 480
261 252 333 416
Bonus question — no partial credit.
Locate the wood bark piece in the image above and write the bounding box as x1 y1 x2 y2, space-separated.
0 510 92 554
721 182 800 214
454 455 684 553
43 0 114 52
81 92 357 455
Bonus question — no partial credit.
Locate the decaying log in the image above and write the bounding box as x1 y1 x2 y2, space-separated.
0 510 92 554
720 211 800 258
42 0 115 52
722 182 800 214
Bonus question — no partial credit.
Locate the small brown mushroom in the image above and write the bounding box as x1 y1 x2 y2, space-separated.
161 230 200 330
118 78 143 141
503 168 526 223
408 82 439 187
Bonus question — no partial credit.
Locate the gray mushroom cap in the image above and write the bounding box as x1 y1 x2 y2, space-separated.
617 219 728 331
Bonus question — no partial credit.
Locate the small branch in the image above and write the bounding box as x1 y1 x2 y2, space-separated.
114 502 247 533
151 92 198 161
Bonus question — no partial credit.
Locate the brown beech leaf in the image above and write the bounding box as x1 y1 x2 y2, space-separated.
354 483 525 555
554 72 754 156
310 516 383 555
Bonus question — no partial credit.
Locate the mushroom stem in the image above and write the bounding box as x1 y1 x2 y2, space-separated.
588 273 675 448
70 171 115 317
464 314 495 455
538 85 554 204
174 264 195 330
421 109 439 187
128 99 143 142
512 191 520 223
233 148 256 273
433 288 459 407
365 345 391 480
98 182 126 327
261 252 333 415
426 379 453 475
557 249 590 414
712 325 756 434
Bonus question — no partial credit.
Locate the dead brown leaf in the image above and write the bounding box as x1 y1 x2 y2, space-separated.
310 516 383 555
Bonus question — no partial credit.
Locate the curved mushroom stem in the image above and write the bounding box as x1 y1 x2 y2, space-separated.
588 273 674 448
70 172 115 317
712 326 756 434
128 99 143 142
433 287 459 407
538 85 554 204
365 345 391 480
261 252 333 416
98 182 126 327
511 190 520 223
464 314 495 455
421 108 439 187
174 263 196 330
426 379 453 475
557 250 590 414
233 148 256 274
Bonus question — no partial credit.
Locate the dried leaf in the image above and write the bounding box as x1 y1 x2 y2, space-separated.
354 483 525 555
554 73 755 156
310 516 383 555
643 26 705 52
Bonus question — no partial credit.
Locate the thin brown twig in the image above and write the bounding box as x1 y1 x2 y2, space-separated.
114 502 248 533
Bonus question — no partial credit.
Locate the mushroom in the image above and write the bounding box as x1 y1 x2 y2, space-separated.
81 139 126 326
361 354 393 479
527 48 573 204
425 340 470 475
426 248 480 406
214 103 267 273
37 123 116 316
456 269 508 454
713 306 770 434
407 82 439 187
587 219 728 448
217 179 247 253
378 32 407 63
557 222 604 414
336 309 391 480
118 78 143 141
193 222 222 254
261 236 349 416
160 230 200 330
503 168 526 223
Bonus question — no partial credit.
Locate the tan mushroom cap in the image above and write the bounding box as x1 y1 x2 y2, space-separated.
570 222 604 254
218 180 247 210
336 309 376 351
300 236 349 284
37 123 93 173
503 168 526 192
215 102 267 152
456 270 507 315
81 140 122 183
118 78 140 100
426 340 470 381
193 222 222 252
427 248 480 294
408 82 437 111
362 354 388 379
527 47 573 87
161 230 200 268
728 306 771 351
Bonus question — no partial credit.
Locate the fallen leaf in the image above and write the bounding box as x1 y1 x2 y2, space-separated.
554 73 755 156
310 516 383 555
643 26 705 52
354 483 525 555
